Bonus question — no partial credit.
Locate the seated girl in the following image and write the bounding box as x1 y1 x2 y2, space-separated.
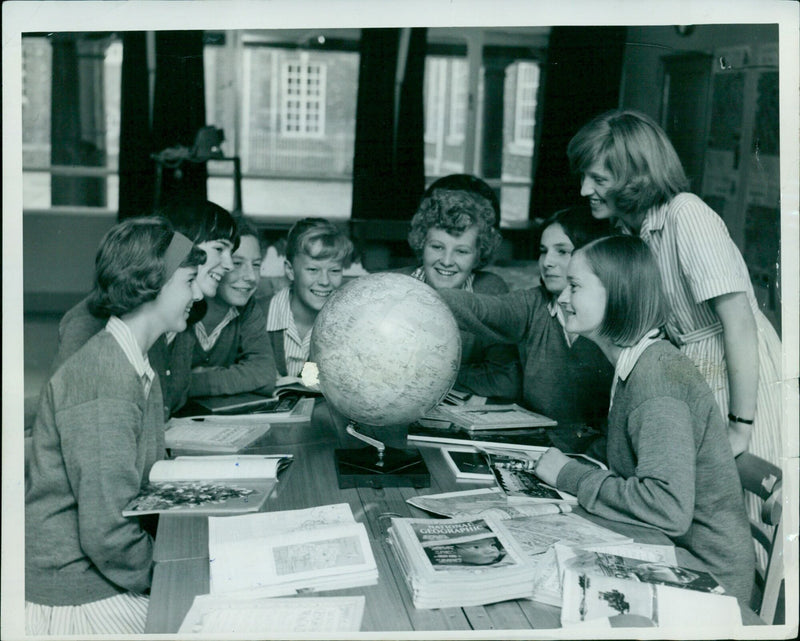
54 199 238 417
26 217 204 634
189 216 277 398
534 235 754 604
403 185 520 400
263 218 354 384
437 206 613 450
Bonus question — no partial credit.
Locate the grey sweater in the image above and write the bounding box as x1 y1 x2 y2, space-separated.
556 340 754 604
26 330 165 605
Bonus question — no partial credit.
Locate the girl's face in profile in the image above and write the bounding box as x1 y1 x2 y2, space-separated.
422 225 480 290
197 239 235 298
580 160 618 221
557 251 607 339
538 223 575 295
152 266 202 333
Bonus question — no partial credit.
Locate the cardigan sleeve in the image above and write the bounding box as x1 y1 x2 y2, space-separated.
556 395 696 538
438 288 539 345
58 396 154 594
188 302 278 397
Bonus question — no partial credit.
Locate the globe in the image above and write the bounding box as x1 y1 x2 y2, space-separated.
310 272 462 428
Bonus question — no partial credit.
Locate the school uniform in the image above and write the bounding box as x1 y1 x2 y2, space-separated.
26 320 165 634
438 286 612 432
628 193 783 467
55 296 195 419
189 296 277 397
555 337 755 604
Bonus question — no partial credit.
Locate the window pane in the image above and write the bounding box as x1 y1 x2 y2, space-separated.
205 39 357 220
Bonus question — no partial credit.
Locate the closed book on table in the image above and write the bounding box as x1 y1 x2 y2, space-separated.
122 454 292 516
165 417 271 453
427 403 557 431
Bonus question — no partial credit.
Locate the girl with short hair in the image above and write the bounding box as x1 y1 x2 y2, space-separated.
26 217 204 634
534 235 754 604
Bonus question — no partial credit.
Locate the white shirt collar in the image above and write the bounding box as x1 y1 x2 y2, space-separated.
265 286 292 332
105 316 156 396
195 306 240 351
609 330 663 410
547 297 576 347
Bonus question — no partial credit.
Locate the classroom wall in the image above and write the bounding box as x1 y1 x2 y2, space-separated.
621 23 779 118
23 212 116 313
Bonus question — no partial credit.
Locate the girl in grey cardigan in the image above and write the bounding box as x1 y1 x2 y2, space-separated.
535 236 754 605
26 218 205 634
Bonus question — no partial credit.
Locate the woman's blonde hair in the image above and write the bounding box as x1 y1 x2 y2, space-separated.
567 110 689 218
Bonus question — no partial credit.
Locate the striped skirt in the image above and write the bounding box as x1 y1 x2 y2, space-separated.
25 593 149 635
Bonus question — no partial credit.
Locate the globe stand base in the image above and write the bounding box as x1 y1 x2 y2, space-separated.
334 446 430 489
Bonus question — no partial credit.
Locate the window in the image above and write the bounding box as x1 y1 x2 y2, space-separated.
447 58 468 143
22 34 122 211
424 57 447 145
281 53 326 138
512 61 539 152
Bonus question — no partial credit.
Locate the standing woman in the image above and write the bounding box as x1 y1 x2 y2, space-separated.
404 187 521 401
567 109 782 464
535 236 754 604
26 218 204 634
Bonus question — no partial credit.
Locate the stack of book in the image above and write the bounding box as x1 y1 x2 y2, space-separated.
208 503 378 597
387 515 535 608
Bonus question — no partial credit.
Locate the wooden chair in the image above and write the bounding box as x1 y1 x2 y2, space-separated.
736 452 784 624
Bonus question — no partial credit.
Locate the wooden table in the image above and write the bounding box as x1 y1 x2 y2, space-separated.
145 405 763 633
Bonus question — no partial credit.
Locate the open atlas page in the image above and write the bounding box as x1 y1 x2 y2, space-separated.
207 503 378 598
178 595 366 634
387 515 536 609
122 454 291 516
164 416 271 453
560 567 741 629
406 487 572 520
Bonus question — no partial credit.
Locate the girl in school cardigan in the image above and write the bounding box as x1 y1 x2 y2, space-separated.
26 217 205 635
437 206 614 451
567 109 782 465
53 200 239 418
534 235 754 604
189 216 278 398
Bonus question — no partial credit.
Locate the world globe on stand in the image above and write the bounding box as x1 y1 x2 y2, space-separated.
310 272 462 429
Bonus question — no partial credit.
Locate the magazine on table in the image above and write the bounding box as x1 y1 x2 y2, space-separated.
555 546 725 594
121 454 292 516
387 514 536 608
207 503 378 598
560 570 741 628
530 541 678 607
178 594 366 634
406 487 572 520
441 448 495 480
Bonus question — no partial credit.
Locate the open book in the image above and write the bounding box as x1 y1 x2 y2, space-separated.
424 403 557 431
560 568 740 628
407 487 573 520
122 454 292 516
164 417 271 453
208 503 378 598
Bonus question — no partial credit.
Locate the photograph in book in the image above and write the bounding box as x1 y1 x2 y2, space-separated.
561 550 725 594
441 448 495 480
492 463 576 503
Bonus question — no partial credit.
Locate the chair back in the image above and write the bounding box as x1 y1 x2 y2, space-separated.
736 452 783 624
